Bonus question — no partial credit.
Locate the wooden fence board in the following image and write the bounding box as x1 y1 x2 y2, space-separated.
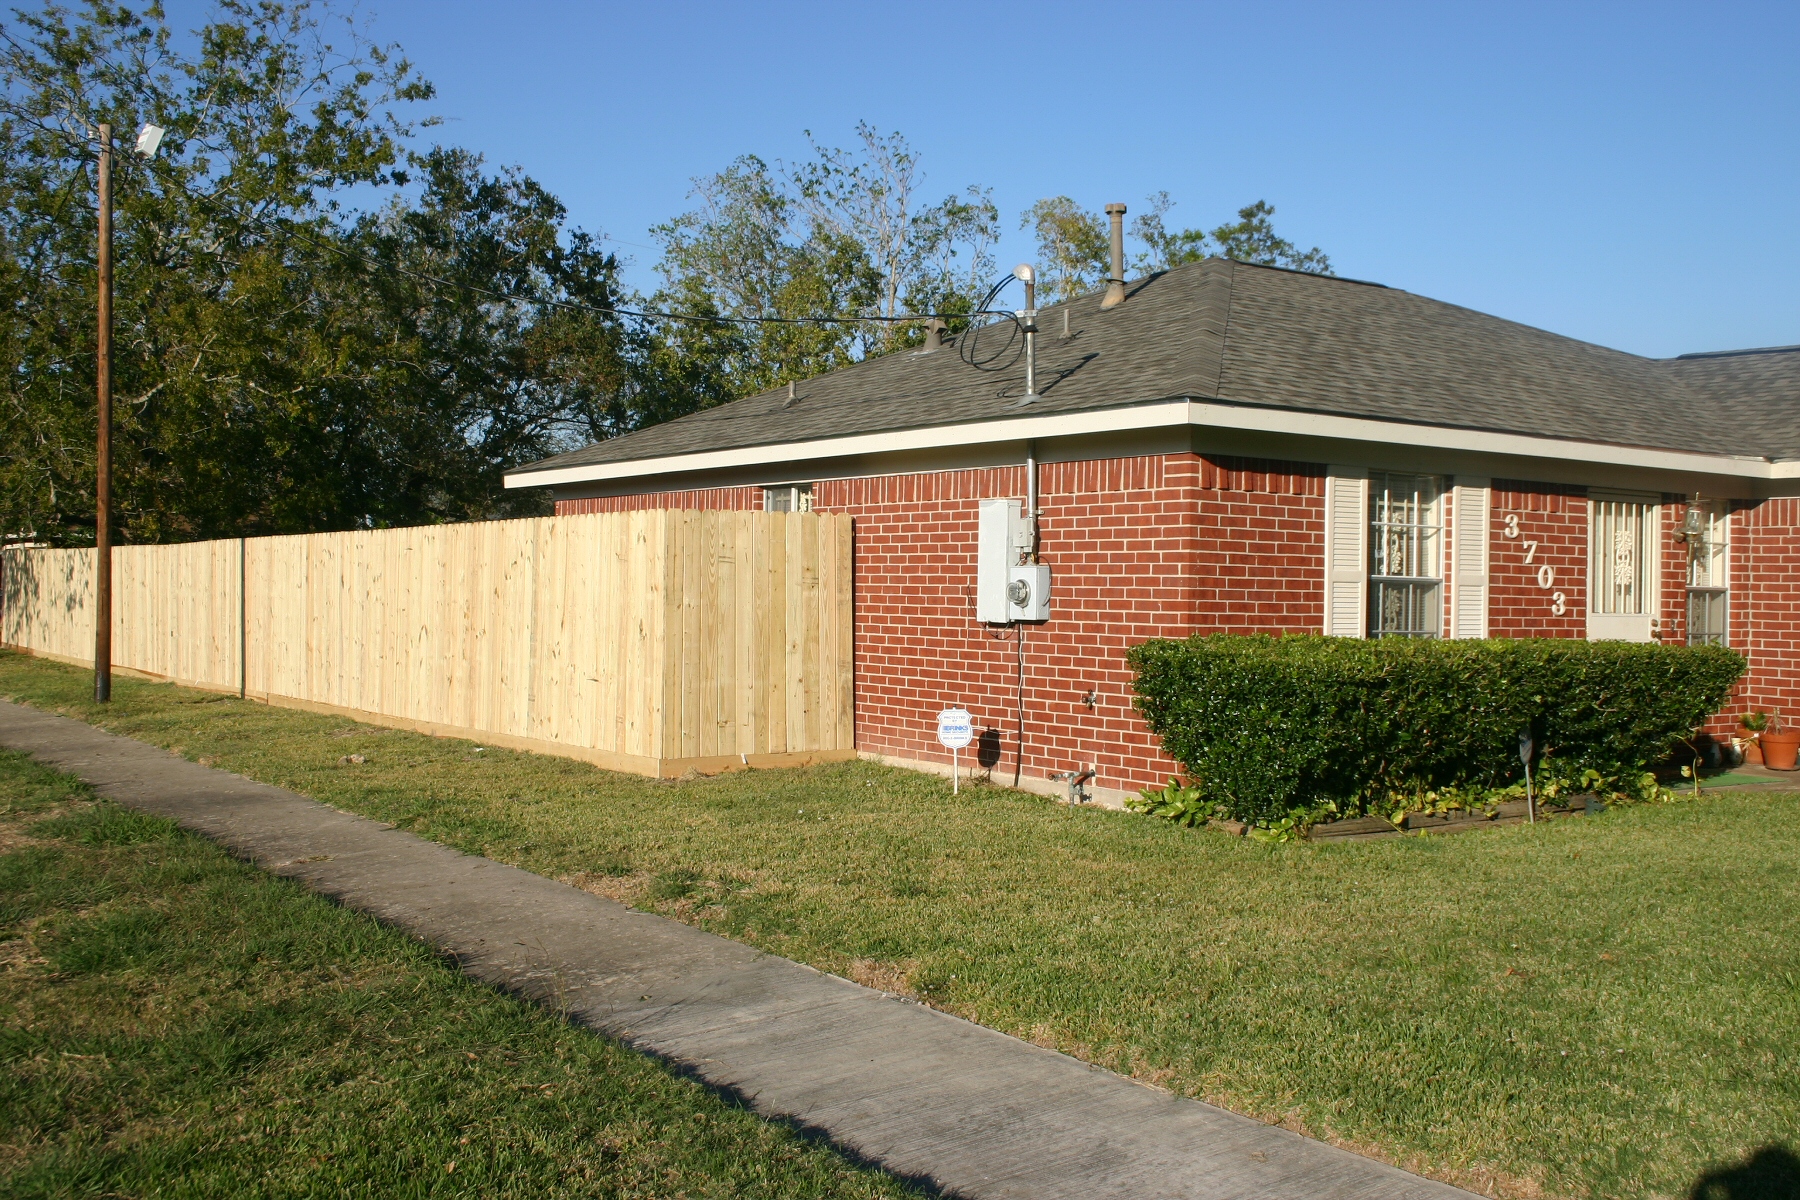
835 514 855 749
731 510 754 756
802 514 823 754
2 510 853 775
763 517 786 756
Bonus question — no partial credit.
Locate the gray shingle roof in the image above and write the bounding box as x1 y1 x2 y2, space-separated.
512 258 1800 478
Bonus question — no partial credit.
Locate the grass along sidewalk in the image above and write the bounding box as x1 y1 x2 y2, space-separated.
0 745 918 1197
4 651 1798 1199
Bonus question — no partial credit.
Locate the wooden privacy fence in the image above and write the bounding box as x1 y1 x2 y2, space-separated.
0 510 855 776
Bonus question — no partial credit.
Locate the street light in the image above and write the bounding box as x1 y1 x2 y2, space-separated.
93 120 163 703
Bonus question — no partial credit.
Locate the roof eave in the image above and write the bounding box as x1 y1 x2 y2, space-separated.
503 400 1788 490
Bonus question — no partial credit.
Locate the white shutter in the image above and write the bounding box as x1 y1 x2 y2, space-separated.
1323 468 1368 637
1452 479 1490 639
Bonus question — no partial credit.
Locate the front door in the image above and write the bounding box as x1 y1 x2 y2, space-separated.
1587 494 1658 642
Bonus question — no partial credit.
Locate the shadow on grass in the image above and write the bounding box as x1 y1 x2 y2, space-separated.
1689 1145 1800 1200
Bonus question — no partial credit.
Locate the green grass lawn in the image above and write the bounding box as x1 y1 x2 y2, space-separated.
4 650 1798 1199
0 746 917 1198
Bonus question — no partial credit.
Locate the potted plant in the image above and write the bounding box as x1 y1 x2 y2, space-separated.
1739 710 1769 766
1758 711 1800 772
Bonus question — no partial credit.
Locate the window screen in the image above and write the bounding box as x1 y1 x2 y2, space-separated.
764 484 813 512
1369 473 1442 638
1686 502 1728 646
1688 589 1727 647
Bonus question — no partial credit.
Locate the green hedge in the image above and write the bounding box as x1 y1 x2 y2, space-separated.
1128 635 1745 825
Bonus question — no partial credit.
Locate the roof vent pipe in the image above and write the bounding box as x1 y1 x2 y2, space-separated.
1101 202 1127 308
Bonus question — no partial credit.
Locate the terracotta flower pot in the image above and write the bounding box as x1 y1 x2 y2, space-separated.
1759 729 1800 771
1739 737 1763 766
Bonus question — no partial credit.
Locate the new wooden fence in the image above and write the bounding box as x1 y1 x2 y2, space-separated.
0 510 855 776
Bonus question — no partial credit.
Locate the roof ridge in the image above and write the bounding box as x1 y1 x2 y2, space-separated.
1218 257 1388 289
1673 344 1800 360
1212 259 1236 397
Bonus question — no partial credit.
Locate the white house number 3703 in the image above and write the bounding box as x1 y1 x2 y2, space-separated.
1502 513 1566 616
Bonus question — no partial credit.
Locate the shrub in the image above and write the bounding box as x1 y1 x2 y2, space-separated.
1128 635 1745 826
1126 778 1217 826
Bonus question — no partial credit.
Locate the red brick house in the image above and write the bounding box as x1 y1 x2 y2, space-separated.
506 258 1800 806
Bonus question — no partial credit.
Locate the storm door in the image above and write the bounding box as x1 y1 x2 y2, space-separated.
1587 494 1658 641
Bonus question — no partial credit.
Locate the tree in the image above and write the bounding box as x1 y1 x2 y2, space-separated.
787 122 997 351
641 130 998 416
645 154 878 403
1129 190 1209 272
1019 195 1107 303
332 147 631 524
0 0 630 543
1132 193 1333 276
1208 200 1332 275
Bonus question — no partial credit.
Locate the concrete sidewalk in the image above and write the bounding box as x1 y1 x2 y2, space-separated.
0 699 1478 1200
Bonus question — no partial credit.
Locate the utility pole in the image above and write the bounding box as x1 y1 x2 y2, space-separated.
94 122 113 703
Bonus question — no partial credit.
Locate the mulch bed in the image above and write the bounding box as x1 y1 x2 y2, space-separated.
1305 796 1606 842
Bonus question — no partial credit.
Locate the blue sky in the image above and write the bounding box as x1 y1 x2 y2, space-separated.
187 1 1800 358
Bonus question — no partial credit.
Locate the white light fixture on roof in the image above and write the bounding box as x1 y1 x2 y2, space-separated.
134 123 165 157
1011 263 1039 403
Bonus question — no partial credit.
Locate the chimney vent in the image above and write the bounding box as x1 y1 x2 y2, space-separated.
1101 202 1127 308
925 317 948 350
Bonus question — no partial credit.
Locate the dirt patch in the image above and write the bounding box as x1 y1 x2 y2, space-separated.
1315 1130 1549 1200
567 871 652 907
0 802 74 854
0 920 48 971
0 823 48 856
844 958 918 998
1129 1062 1179 1092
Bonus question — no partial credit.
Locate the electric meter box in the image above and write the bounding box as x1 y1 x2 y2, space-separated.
976 499 1021 623
1008 564 1052 622
977 498 1050 623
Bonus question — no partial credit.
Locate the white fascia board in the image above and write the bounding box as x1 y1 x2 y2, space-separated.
1181 402 1784 478
504 399 1788 490
505 401 1193 489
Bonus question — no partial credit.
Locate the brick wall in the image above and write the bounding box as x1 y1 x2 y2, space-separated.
1658 498 1683 642
817 455 1188 794
1193 457 1326 632
552 466 1800 788
1490 481 1588 638
555 452 1325 794
556 485 763 514
816 454 1330 793
1733 498 1800 726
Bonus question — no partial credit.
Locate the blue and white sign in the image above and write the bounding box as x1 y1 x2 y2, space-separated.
938 707 973 795
937 707 974 750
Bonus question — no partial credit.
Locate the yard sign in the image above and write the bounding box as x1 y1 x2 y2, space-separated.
938 707 973 795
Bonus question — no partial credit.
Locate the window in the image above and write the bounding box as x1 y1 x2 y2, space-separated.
1686 502 1729 646
1369 473 1442 637
763 483 813 512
